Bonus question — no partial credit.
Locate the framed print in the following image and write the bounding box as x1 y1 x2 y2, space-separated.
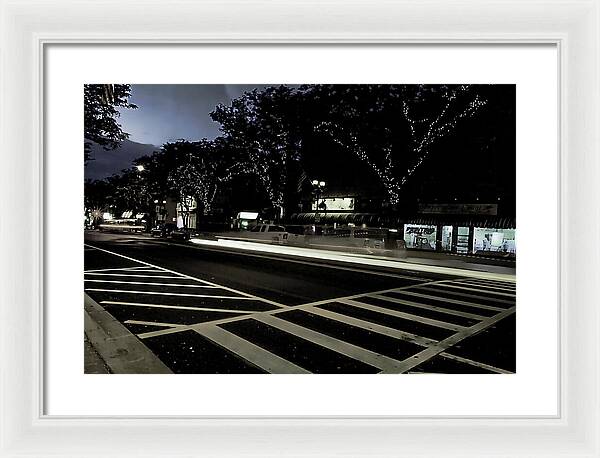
47 45 552 417
1 0 599 457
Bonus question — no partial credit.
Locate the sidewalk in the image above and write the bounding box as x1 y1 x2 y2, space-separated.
390 250 515 275
188 236 516 279
84 335 111 374
84 293 172 374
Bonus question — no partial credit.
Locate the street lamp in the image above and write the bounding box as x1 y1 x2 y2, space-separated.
136 165 145 172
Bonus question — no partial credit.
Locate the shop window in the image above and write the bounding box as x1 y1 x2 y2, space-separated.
456 226 470 253
403 224 436 250
473 228 516 254
441 225 453 251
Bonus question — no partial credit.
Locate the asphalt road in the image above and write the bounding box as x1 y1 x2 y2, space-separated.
84 231 516 374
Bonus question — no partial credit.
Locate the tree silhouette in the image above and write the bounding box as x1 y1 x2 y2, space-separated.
164 139 242 226
84 84 137 162
211 86 302 220
307 85 486 205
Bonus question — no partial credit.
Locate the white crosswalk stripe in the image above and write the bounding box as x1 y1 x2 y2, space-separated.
84 279 219 288
415 286 515 305
451 280 516 292
433 282 516 297
338 298 466 332
370 294 487 320
197 325 310 374
254 314 406 372
380 289 506 312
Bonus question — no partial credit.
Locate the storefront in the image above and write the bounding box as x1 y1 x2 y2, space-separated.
473 227 516 254
289 212 516 257
402 219 516 256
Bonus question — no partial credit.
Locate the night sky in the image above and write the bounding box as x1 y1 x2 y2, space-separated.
118 84 267 146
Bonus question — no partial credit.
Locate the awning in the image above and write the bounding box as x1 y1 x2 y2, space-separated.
289 213 515 229
398 215 516 229
290 213 382 224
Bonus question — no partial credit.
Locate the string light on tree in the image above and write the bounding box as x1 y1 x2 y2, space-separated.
316 84 486 205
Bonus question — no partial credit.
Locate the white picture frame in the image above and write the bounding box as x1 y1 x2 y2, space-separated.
1 0 598 456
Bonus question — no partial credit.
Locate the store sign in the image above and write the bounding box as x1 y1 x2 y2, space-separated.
238 211 259 220
312 197 355 211
418 203 498 215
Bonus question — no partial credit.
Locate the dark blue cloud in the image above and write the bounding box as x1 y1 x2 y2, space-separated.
118 84 267 146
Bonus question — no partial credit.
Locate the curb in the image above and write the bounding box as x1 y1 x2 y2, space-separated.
84 293 172 374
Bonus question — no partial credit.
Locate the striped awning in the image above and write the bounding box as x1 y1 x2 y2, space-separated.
289 212 516 229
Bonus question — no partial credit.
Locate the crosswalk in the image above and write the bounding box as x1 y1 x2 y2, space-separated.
133 278 515 374
84 264 285 332
84 245 516 374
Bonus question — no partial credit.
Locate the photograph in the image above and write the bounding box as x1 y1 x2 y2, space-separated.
83 83 516 374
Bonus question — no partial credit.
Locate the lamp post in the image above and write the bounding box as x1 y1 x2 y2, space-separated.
311 180 326 225
134 164 149 229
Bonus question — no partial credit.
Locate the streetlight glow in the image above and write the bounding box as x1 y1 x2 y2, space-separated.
311 180 319 186
136 165 145 172
319 181 326 187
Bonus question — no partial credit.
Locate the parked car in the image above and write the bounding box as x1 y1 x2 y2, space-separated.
246 224 289 244
170 227 198 241
150 223 177 238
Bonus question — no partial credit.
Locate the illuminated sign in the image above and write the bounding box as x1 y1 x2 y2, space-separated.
238 211 259 220
312 197 355 211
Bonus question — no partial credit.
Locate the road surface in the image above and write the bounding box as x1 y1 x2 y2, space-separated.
84 231 516 374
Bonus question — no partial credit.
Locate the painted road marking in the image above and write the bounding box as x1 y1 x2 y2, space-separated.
339 298 466 332
435 282 516 297
124 269 167 273
86 242 515 373
86 289 253 299
85 273 183 279
84 279 220 288
291 280 447 309
458 277 516 286
197 325 310 374
254 314 405 372
134 282 455 343
85 243 287 308
84 266 147 273
133 284 444 344
452 280 517 293
391 307 516 373
133 284 515 373
370 294 487 321
416 286 514 305
387 290 506 312
124 320 186 328
101 301 262 314
287 306 438 347
438 352 513 374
